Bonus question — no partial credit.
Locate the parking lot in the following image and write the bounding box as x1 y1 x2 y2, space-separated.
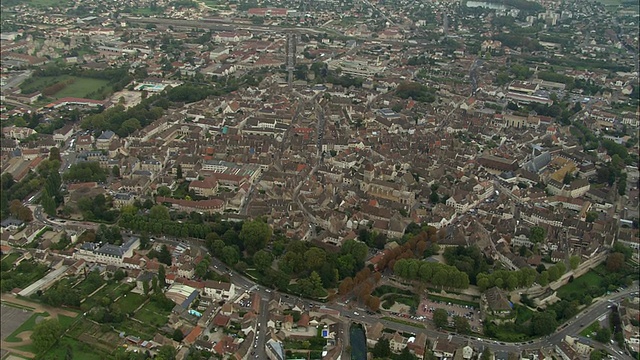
417 298 483 333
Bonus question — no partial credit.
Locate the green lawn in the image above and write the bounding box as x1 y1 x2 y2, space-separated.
82 282 134 310
116 293 146 314
428 294 480 309
0 301 35 311
57 314 79 329
580 321 601 337
134 301 169 328
556 271 604 299
1 253 21 267
20 76 110 100
5 312 49 342
54 77 110 99
381 317 426 329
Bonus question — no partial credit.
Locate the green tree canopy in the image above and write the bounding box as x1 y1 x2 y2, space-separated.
433 308 448 328
31 319 62 354
239 219 272 255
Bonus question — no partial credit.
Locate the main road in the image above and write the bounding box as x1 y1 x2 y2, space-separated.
180 233 638 357
34 210 637 358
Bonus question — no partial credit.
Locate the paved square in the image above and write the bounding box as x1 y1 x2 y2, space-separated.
1 304 32 341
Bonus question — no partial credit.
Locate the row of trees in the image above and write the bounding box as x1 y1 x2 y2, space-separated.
1 170 41 220
431 308 471 334
77 194 119 222
80 102 164 138
63 161 107 183
119 211 214 239
39 152 64 216
395 82 437 103
393 258 470 289
476 262 565 291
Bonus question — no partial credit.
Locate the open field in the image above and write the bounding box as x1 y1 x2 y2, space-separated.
134 301 169 327
0 305 36 341
115 293 146 314
20 76 110 100
556 271 604 299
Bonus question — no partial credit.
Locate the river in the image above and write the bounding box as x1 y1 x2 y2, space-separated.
349 323 367 360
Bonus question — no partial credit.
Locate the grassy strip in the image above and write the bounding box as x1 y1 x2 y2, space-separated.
580 321 601 337
1 301 36 311
428 294 480 308
5 312 50 342
381 316 426 329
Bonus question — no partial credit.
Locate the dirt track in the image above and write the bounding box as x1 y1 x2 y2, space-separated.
1 294 78 359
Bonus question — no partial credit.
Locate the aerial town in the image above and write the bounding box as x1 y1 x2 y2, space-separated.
0 0 638 359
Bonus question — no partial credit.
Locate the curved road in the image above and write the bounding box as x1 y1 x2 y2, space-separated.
33 212 638 358
172 234 638 357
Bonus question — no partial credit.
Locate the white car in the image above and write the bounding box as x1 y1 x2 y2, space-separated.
354 312 359 316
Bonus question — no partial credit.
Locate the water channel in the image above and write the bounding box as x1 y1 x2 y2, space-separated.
349 323 367 360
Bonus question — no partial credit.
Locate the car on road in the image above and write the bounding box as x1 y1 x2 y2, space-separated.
353 312 359 316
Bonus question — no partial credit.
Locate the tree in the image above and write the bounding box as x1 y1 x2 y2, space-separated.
158 245 172 266
538 271 549 286
366 296 381 312
139 233 150 250
569 255 580 270
31 319 62 354
112 165 120 178
157 186 171 197
41 190 57 216
530 311 558 336
176 164 183 179
304 247 326 270
113 269 126 281
594 326 611 343
372 338 391 358
433 308 448 328
149 205 170 221
143 279 150 296
172 328 184 342
481 348 492 360
253 250 273 272
606 253 625 272
338 277 354 295
158 265 167 288
529 226 545 243
454 316 471 334
9 199 33 222
49 147 61 162
222 246 239 265
239 219 272 255
477 275 490 291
